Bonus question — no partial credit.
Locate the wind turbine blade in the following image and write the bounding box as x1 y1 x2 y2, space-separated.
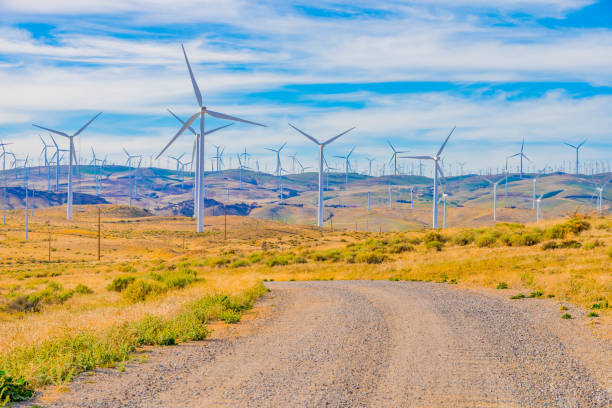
168 108 198 136
155 112 199 160
564 143 577 149
71 143 77 166
181 44 202 108
348 146 356 158
436 162 446 182
279 142 287 151
387 140 396 152
49 134 58 148
122 147 130 157
323 127 354 145
192 141 196 165
437 126 456 157
205 110 266 127
522 153 532 162
400 155 434 160
578 139 587 148
203 123 233 136
73 112 102 137
288 123 320 145
32 125 69 138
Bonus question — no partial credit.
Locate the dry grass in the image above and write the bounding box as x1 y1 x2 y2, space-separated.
0 204 610 396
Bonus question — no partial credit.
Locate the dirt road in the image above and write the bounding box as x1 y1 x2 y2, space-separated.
38 281 611 407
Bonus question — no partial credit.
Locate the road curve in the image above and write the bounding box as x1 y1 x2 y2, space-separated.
41 281 610 407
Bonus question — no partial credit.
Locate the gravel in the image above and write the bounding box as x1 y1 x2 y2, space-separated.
29 281 611 407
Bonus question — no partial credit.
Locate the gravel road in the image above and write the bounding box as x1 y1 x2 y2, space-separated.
34 281 611 407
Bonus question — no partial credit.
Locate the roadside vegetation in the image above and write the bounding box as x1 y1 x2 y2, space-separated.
0 205 610 403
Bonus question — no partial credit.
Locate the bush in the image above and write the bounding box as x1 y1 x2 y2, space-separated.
355 251 387 264
545 224 567 239
388 244 415 254
0 370 34 404
559 240 581 249
476 234 497 248
541 241 558 250
423 231 447 244
561 313 572 319
219 309 241 323
609 247 612 258
247 253 263 263
425 240 444 251
564 217 590 235
510 293 525 299
123 280 167 303
452 230 475 246
107 277 135 292
496 282 508 289
583 240 603 250
266 255 290 267
5 296 40 313
230 259 249 268
74 284 93 294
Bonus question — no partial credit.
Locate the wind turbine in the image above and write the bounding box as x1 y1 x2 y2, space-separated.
33 112 102 219
504 153 520 199
565 139 587 175
289 123 354 227
442 192 448 228
387 140 408 176
484 176 505 221
532 170 545 209
514 139 530 178
236 153 249 188
0 141 12 225
536 194 544 222
334 146 355 190
366 158 374 176
167 108 231 217
591 178 610 216
401 126 456 228
123 148 142 206
39 135 54 191
265 143 286 177
156 44 265 233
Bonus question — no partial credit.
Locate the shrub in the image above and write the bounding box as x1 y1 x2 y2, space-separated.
546 224 567 239
496 282 508 290
355 251 387 264
389 244 415 254
452 230 475 246
0 370 34 404
247 253 263 263
266 255 290 267
559 240 581 249
423 231 447 244
230 259 249 268
560 305 568 311
74 284 93 294
541 241 558 250
219 309 241 324
561 313 572 319
609 247 612 258
123 280 167 303
509 293 525 299
564 217 590 235
163 270 197 289
425 240 444 251
5 296 40 313
476 234 497 248
587 312 599 318
107 277 135 292
527 291 544 298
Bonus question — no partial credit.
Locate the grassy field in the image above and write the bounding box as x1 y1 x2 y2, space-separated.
0 204 610 403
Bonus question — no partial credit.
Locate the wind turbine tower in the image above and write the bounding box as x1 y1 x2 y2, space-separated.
565 140 587 175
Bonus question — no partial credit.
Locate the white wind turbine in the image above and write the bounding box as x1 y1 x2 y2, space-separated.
565 139 587 175
591 178 610 216
123 148 141 206
289 123 354 227
156 44 265 233
387 140 408 176
532 169 545 209
334 146 355 190
536 194 544 222
484 176 505 221
33 112 102 219
39 135 54 191
0 141 12 225
514 139 530 178
401 126 456 228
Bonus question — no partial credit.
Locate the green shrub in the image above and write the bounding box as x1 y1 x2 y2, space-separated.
541 241 558 250
5 296 40 313
219 309 241 323
388 244 415 253
266 255 290 267
546 224 567 239
527 290 544 298
355 251 387 264
476 234 497 248
425 240 444 251
509 293 525 299
119 264 137 273
230 259 249 268
559 240 581 249
107 277 135 292
205 257 231 268
563 217 590 235
561 313 572 319
496 282 508 289
452 230 475 246
74 284 93 295
0 370 34 404
123 280 167 303
247 253 263 263
587 312 599 318
423 231 447 244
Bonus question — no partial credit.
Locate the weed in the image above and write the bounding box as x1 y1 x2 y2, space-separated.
107 277 136 292
74 284 93 295
452 230 475 246
561 313 572 319
0 370 34 404
587 312 599 317
476 234 497 248
560 305 568 311
583 240 603 250
423 231 447 244
527 291 544 298
559 240 582 249
496 282 508 290
123 280 167 303
355 251 387 264
425 240 444 251
509 293 525 299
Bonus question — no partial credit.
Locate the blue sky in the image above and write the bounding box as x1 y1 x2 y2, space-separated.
0 0 610 174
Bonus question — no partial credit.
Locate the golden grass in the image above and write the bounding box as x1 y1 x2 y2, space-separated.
0 204 610 392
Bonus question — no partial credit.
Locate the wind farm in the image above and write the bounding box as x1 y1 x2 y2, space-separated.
0 2 611 407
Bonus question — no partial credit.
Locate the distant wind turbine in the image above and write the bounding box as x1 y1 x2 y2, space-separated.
401 126 456 228
33 112 102 219
565 139 587 175
484 176 505 221
334 146 355 190
289 123 354 227
387 141 408 176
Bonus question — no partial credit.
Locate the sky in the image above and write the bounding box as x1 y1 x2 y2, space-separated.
0 0 611 175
